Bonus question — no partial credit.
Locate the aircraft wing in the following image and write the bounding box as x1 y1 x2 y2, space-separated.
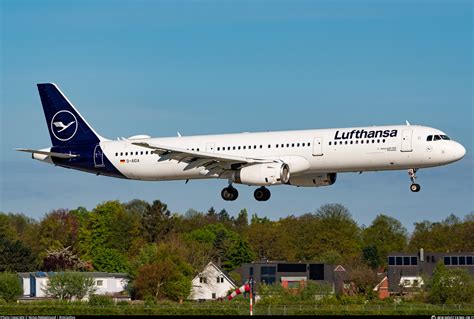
15 148 79 159
132 142 276 177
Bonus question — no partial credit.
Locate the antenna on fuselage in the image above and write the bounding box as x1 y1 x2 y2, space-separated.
405 120 411 126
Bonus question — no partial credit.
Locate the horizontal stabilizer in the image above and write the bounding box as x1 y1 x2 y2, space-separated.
15 148 79 159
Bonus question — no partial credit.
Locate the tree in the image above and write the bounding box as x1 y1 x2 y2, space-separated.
92 248 128 273
0 235 37 271
42 246 89 271
346 261 379 297
0 272 23 302
429 261 474 304
141 200 172 243
224 238 255 271
43 272 97 301
362 214 407 268
234 209 249 233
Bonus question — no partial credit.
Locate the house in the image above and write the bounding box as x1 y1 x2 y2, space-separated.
235 261 347 294
189 261 237 301
387 249 474 294
373 276 389 300
18 271 129 300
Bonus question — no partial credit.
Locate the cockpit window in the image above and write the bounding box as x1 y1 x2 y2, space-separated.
427 135 433 141
434 135 441 141
440 135 450 140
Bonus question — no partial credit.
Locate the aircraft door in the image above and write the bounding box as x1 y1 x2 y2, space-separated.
94 144 105 167
206 142 216 153
401 129 413 152
312 137 323 156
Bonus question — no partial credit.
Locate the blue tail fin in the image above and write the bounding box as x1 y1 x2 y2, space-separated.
37 83 106 146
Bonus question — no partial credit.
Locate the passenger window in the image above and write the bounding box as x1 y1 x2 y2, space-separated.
356 140 359 144
286 144 290 147
297 143 300 147
377 139 380 143
125 152 128 156
146 151 149 155
115 153 118 156
361 140 364 144
434 135 441 141
350 141 353 144
329 142 332 146
276 144 279 148
243 146 246 150
292 143 295 147
307 142 310 146
302 143 305 147
268 144 271 148
382 139 385 143
427 135 432 141
233 146 236 150
281 144 284 148
254 145 257 149
260 145 263 149
345 141 348 144
372 140 375 143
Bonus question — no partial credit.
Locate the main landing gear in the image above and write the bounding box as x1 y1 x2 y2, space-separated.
221 185 239 201
221 185 272 201
408 169 421 192
254 187 271 201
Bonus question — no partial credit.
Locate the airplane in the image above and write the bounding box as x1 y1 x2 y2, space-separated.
16 83 466 201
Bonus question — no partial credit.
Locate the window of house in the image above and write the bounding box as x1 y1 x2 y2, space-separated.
459 256 466 265
411 257 418 265
249 267 254 276
403 256 410 265
451 256 459 265
199 277 207 283
396 256 403 265
388 256 395 265
212 293 216 299
403 279 410 286
444 256 451 265
96 280 103 287
467 256 473 265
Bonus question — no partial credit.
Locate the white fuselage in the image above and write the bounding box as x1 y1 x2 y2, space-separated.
98 124 465 182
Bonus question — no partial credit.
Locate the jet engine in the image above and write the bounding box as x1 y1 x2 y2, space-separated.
235 163 290 186
289 173 337 187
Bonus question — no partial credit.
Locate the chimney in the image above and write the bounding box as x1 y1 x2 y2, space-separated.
419 248 424 262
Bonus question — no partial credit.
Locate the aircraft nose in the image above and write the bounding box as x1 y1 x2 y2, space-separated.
452 142 466 161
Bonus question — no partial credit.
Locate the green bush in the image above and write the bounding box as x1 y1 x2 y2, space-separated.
88 294 114 306
0 272 23 302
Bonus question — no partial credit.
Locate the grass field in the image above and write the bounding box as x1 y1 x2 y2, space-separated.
1 302 473 316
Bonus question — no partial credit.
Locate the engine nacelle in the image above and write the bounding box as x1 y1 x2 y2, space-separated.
289 173 337 187
235 163 290 186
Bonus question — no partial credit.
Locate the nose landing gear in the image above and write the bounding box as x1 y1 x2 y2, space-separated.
408 169 421 192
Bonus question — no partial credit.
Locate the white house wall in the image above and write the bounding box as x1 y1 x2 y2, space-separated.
189 264 236 300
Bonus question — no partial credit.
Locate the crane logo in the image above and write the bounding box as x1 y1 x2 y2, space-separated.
50 110 78 141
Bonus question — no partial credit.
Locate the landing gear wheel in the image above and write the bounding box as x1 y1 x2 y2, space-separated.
408 169 421 193
410 183 421 192
221 186 238 201
254 187 271 201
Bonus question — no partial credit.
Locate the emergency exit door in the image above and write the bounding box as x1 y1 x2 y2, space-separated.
312 137 323 156
401 129 413 152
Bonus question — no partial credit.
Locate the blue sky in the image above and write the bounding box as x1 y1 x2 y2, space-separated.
1 0 472 231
